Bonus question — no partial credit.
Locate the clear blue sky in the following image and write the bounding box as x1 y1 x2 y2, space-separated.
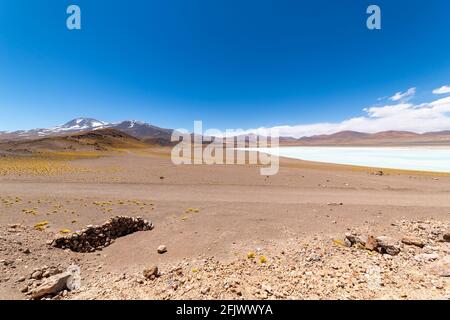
0 0 449 131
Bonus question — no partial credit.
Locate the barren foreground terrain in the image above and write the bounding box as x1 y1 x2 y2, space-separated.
0 149 449 299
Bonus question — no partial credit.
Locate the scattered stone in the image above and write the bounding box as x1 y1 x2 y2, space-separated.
306 254 321 262
31 270 43 280
1 214 448 300
365 235 378 251
200 287 210 295
430 256 450 277
7 224 23 233
375 236 401 256
430 229 442 238
43 267 62 278
157 245 167 254
261 284 273 294
51 216 154 253
1 259 14 266
401 236 425 248
30 266 62 280
143 265 159 279
422 246 436 254
30 273 72 299
343 238 352 247
29 265 80 299
344 233 368 247
443 229 450 242
344 233 381 252
414 253 440 262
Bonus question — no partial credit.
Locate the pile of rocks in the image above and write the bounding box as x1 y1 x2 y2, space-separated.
20 265 63 294
57 219 449 300
29 265 63 281
21 265 81 299
345 222 450 255
344 233 403 255
50 216 154 253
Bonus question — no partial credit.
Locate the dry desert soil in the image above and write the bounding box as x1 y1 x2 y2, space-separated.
0 149 449 300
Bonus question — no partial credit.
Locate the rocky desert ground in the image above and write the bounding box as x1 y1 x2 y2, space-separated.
0 149 449 300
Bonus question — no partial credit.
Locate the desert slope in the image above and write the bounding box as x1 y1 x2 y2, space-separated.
0 128 149 155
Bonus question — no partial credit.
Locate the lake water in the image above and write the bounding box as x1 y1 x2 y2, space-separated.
249 147 450 173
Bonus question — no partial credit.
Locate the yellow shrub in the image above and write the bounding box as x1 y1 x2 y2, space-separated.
34 221 49 231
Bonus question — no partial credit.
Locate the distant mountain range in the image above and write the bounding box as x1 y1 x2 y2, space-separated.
0 118 173 144
1 118 450 146
280 130 450 146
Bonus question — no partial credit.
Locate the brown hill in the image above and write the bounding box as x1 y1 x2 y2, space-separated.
280 130 450 146
0 128 148 155
295 131 370 145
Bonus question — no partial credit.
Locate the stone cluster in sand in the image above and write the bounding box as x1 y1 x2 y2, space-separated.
1 217 449 300
61 219 449 300
50 216 154 253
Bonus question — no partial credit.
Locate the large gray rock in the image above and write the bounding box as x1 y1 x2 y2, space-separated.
30 273 72 299
30 265 81 299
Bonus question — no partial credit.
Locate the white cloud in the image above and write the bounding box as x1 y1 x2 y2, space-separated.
364 103 413 118
240 96 450 138
433 85 450 95
389 87 416 101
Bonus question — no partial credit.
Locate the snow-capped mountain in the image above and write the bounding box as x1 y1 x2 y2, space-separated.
0 118 109 140
55 118 109 132
113 120 173 141
0 118 173 141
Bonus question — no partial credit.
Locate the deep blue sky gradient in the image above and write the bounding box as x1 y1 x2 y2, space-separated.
0 0 449 131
